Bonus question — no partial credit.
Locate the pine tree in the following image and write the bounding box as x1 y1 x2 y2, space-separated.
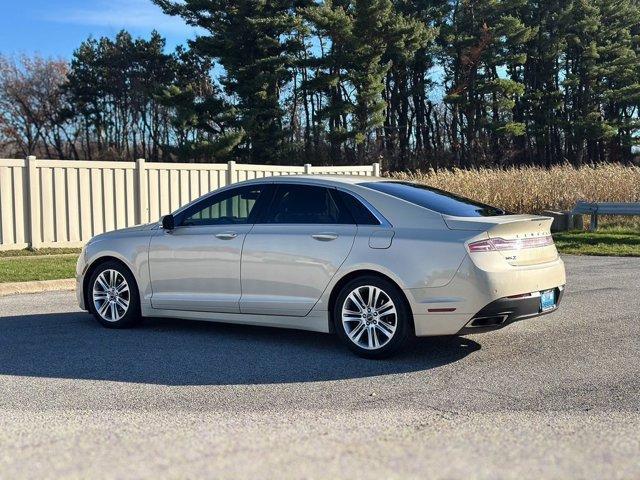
303 0 430 163
158 48 242 162
441 0 536 167
300 0 355 162
66 31 178 160
155 0 304 163
590 0 640 162
385 0 443 169
561 0 605 164
511 0 568 167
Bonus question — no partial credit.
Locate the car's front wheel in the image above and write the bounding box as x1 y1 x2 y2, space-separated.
88 261 141 328
334 276 412 359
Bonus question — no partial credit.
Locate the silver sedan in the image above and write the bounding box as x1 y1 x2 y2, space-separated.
76 176 566 358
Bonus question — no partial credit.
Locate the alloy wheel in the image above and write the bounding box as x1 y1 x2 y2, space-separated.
92 269 130 322
341 285 397 350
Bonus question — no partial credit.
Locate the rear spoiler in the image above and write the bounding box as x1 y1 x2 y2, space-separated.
443 214 553 237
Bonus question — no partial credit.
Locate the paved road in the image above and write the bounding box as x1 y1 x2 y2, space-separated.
0 255 638 479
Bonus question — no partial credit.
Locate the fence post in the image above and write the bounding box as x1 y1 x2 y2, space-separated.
26 155 40 249
136 158 148 224
373 162 381 177
304 163 312 174
227 160 237 185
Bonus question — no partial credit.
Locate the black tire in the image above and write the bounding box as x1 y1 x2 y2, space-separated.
333 275 412 359
87 260 142 329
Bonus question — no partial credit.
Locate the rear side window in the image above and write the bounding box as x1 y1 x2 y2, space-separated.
335 190 380 225
263 185 353 224
360 181 506 217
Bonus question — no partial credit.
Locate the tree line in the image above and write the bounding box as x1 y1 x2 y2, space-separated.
1 0 639 169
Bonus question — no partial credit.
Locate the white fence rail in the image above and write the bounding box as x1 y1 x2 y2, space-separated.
0 157 380 250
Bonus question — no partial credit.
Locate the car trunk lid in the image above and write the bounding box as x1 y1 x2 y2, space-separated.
443 214 558 266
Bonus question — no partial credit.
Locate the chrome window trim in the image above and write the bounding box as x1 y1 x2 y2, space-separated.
162 179 392 229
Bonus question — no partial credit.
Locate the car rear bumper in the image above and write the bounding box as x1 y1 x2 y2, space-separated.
457 285 564 334
406 255 566 336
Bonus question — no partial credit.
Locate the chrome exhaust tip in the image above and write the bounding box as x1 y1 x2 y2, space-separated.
469 314 509 328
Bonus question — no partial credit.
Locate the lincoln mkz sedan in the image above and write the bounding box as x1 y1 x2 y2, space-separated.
77 176 566 358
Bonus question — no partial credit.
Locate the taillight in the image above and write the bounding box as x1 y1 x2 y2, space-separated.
468 235 553 252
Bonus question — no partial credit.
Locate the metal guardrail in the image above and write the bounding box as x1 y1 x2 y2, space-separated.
572 201 640 231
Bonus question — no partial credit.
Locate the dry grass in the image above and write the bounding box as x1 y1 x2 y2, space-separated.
389 164 640 217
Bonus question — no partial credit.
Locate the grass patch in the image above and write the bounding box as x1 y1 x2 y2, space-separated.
0 254 78 283
0 247 82 258
554 229 640 257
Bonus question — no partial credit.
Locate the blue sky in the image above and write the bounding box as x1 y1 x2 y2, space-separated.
0 0 199 59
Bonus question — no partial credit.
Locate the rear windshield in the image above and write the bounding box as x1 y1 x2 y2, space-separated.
360 181 506 217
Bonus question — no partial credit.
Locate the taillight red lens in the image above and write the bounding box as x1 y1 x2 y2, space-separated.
467 239 494 252
468 235 553 252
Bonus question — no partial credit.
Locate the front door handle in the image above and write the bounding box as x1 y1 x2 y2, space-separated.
312 233 339 242
215 232 238 240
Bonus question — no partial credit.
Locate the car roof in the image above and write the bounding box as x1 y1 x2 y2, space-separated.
240 174 388 187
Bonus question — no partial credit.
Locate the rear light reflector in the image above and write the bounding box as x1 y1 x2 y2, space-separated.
468 235 553 252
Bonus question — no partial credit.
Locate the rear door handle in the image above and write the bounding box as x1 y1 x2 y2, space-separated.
312 233 339 242
215 232 238 240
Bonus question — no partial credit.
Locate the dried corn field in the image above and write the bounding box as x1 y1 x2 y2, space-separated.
389 164 640 216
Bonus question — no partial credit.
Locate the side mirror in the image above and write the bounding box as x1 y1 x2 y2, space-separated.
162 214 175 230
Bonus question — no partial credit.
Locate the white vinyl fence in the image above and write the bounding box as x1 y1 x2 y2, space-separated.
0 157 380 250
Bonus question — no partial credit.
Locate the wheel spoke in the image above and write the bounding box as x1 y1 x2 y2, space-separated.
368 326 380 349
378 307 396 318
371 287 381 309
375 321 395 337
96 274 109 292
347 292 366 312
348 321 366 342
110 302 117 321
98 300 110 317
352 288 367 310
116 297 129 310
377 300 394 313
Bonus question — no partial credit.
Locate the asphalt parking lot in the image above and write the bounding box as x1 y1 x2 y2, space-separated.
0 255 638 479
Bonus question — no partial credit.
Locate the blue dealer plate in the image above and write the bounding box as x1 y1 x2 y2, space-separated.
540 289 556 312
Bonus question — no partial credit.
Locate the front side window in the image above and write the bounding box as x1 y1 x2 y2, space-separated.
262 185 352 224
359 181 506 217
180 185 266 226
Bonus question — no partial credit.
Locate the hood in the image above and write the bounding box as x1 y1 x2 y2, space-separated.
88 222 158 244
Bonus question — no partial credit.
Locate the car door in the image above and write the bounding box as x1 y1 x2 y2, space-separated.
148 183 270 313
240 183 357 316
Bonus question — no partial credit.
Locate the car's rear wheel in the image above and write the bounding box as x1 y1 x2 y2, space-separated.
334 276 412 359
88 261 141 328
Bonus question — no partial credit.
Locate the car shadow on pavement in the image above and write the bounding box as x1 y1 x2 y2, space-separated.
0 312 480 385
